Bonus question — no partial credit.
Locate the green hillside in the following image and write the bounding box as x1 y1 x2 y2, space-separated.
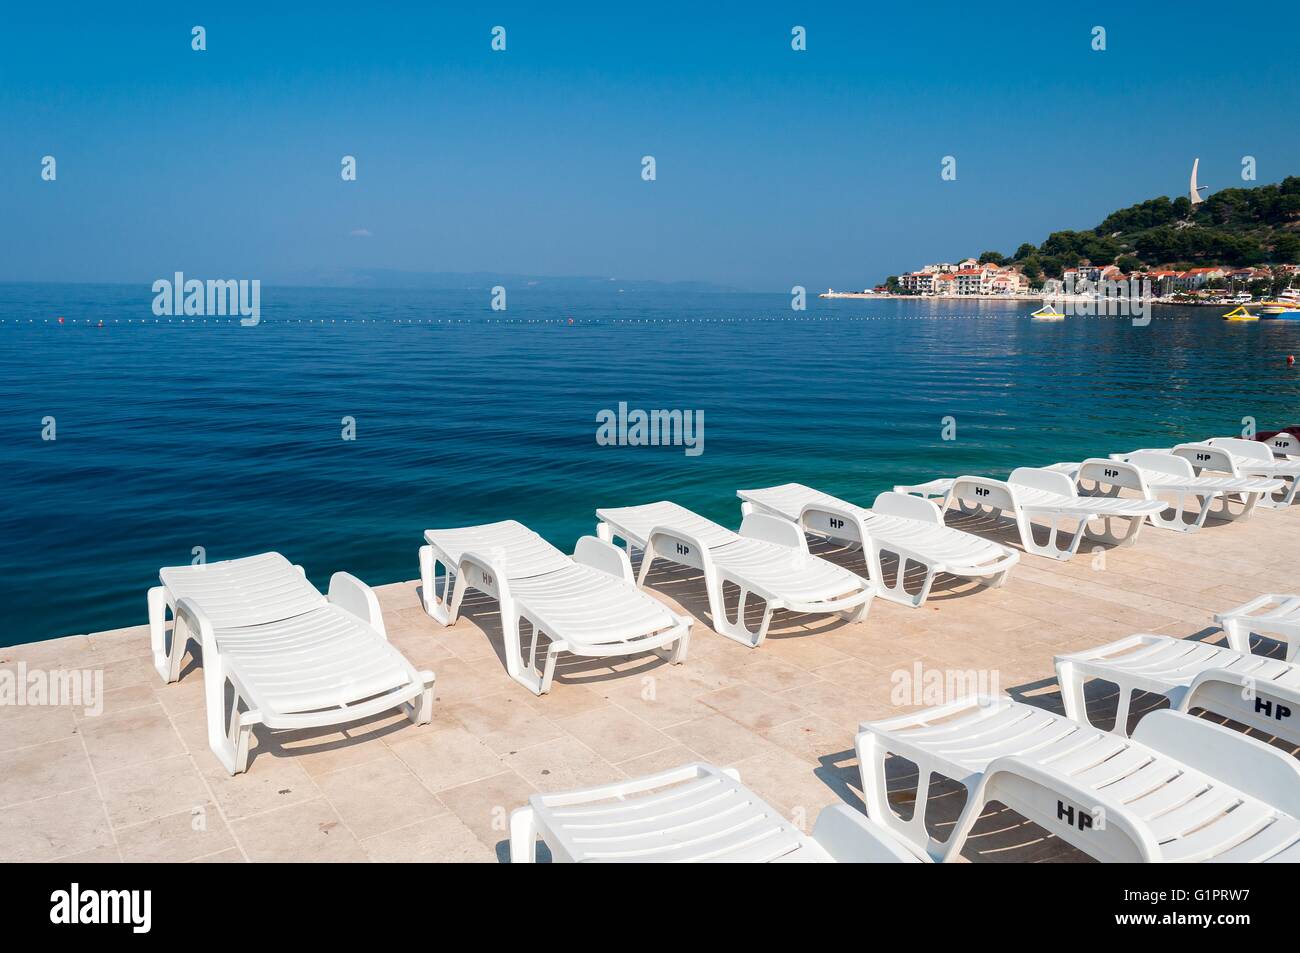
1005 176 1300 283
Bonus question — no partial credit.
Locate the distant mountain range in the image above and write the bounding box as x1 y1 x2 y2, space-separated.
268 268 739 293
1001 176 1300 281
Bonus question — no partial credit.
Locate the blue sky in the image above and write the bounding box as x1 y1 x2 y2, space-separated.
3 1 1297 290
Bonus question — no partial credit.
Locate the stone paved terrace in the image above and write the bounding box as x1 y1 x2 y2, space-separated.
4 501 1299 863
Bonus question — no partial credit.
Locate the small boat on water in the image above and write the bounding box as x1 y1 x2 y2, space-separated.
1030 305 1066 320
1259 290 1300 318
1222 306 1259 322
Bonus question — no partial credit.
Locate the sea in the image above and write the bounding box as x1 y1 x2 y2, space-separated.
2 282 1297 645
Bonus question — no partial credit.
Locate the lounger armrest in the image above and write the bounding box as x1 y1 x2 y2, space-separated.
573 535 634 584
328 571 388 639
1132 709 1300 818
455 550 513 602
739 512 808 552
811 805 926 863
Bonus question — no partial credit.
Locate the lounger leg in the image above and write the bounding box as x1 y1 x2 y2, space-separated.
1055 660 1089 726
857 732 939 861
201 654 261 776
509 807 538 863
420 545 458 625
148 586 186 683
1220 615 1251 655
501 607 546 695
1020 512 1088 560
1260 476 1299 509
402 671 436 725
937 782 985 863
1113 688 1134 737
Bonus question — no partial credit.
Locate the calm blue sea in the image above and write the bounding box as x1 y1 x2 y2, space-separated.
2 282 1297 646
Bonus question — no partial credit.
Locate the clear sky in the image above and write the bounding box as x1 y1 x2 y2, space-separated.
3 1 1297 291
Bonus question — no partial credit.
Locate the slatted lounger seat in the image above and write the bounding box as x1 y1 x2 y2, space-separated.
509 762 922 863
421 520 691 694
736 483 1018 607
1055 633 1300 744
857 696 1300 862
898 467 1166 560
594 500 872 647
147 553 435 775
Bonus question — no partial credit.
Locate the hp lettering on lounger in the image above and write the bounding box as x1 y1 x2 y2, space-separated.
1057 800 1102 832
1254 696 1293 722
595 402 704 457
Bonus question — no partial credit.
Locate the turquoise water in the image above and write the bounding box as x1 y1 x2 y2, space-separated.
3 282 1297 645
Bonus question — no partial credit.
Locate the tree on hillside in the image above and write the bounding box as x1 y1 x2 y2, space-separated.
1013 242 1037 261
978 251 1006 265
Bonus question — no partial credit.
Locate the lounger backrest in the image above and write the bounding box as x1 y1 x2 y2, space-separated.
979 755 1156 862
1171 442 1236 474
160 552 326 628
1265 432 1300 456
1008 466 1076 498
1125 450 1195 480
1207 436 1273 464
870 491 944 525
1132 709 1300 819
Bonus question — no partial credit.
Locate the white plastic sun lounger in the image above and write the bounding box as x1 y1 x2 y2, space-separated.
857 695 1300 862
1201 437 1300 508
736 484 1018 607
1066 453 1282 535
1217 595 1300 662
1111 441 1290 518
147 553 435 775
594 500 872 647
896 467 1165 560
1055 633 1300 744
420 520 691 694
509 762 922 863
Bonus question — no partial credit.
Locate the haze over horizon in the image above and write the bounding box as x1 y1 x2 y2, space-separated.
4 1 1297 292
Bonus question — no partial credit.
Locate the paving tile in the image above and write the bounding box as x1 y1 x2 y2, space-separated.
665 713 776 765
97 754 212 828
0 788 114 862
437 770 536 852
79 705 184 773
0 737 95 808
362 814 497 863
504 735 624 791
315 754 446 839
449 691 562 755
388 725 508 792
698 683 807 732
115 803 236 862
231 798 368 862
556 706 672 763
